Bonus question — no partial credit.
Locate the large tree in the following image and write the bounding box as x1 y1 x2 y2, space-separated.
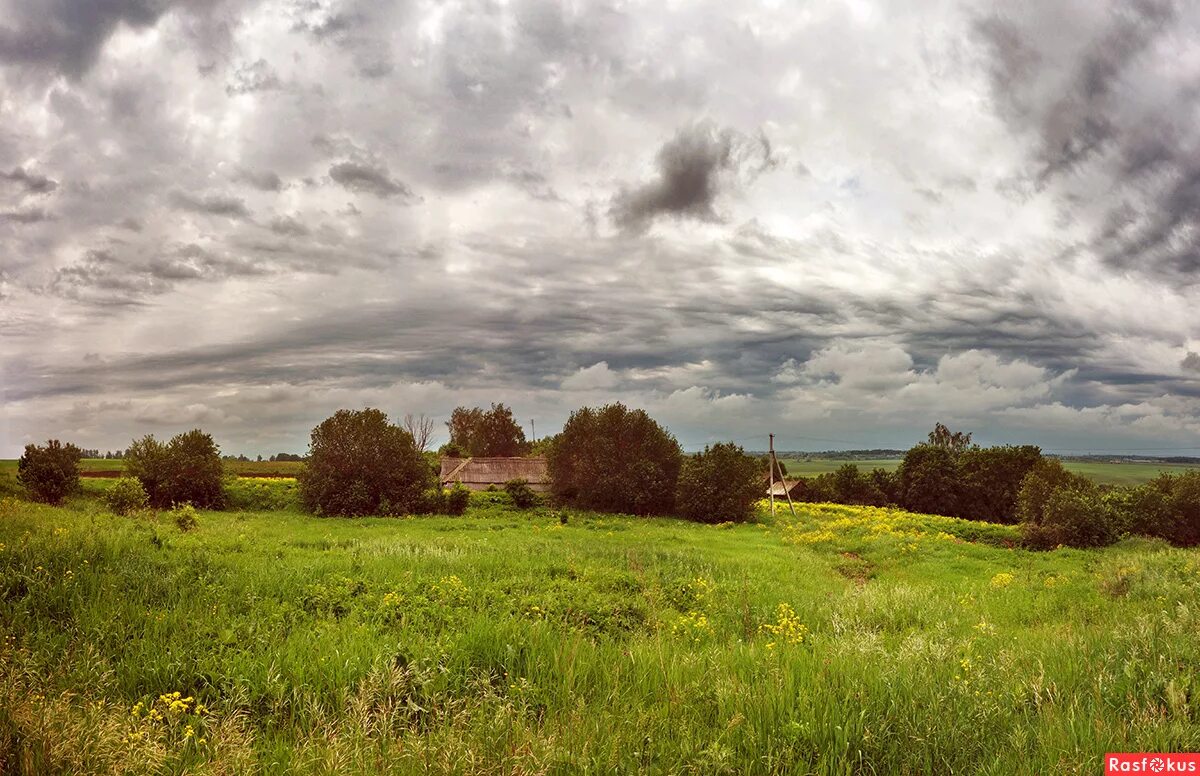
125 429 224 509
18 439 82 505
675 442 763 523
445 403 529 457
300 408 432 516
547 403 682 515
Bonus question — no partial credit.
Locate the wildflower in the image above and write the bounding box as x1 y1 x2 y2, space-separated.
760 603 808 646
990 572 1014 589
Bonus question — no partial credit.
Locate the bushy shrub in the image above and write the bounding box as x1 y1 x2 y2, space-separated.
547 403 682 515
17 440 82 505
171 503 199 532
505 479 539 509
1131 471 1200 546
299 408 432 516
1015 458 1092 525
1021 486 1118 549
105 477 148 515
125 430 224 509
444 484 471 515
675 442 763 523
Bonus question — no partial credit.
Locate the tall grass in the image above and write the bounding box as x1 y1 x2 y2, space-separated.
0 495 1197 774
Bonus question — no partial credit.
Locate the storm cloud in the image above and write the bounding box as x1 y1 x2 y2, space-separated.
0 0 1198 456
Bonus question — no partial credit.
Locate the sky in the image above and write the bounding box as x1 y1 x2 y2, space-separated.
2 0 1200 457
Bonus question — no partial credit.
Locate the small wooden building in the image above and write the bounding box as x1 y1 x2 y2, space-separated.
440 457 550 492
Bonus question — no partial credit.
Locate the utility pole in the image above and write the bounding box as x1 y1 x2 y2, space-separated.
769 433 796 518
530 419 536 444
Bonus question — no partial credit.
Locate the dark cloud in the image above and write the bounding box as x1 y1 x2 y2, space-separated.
1184 352 1200 373
0 207 51 224
1 166 57 194
237 169 284 192
169 191 252 219
973 0 1200 280
329 160 414 200
610 123 774 233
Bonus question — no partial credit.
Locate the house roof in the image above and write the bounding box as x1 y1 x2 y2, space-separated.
439 456 548 485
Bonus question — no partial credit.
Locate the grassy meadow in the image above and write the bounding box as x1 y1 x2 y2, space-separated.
2 490 1198 774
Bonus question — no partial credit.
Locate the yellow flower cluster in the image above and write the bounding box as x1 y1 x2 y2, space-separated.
760 603 808 649
990 572 1014 589
672 610 713 643
432 575 469 605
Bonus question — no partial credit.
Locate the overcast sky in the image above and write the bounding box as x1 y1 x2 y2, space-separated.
2 0 1199 457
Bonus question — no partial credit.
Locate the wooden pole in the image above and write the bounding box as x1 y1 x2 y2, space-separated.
530 419 536 444
768 433 776 517
776 446 797 518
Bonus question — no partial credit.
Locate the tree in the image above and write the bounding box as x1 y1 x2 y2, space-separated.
547 403 682 515
675 443 764 523
402 413 436 452
164 429 225 509
1015 458 1091 526
17 440 82 504
126 430 224 509
927 422 974 454
898 444 960 516
299 408 432 516
956 445 1042 523
1021 485 1117 549
446 403 529 457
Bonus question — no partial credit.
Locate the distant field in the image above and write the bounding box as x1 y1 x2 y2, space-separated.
780 457 1200 486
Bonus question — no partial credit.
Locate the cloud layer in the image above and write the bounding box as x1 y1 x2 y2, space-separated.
1 0 1198 456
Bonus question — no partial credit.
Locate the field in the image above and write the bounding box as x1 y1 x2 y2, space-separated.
780 457 1200 486
0 459 304 479
2 493 1198 774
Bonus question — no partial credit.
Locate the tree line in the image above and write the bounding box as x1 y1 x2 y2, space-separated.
14 414 1199 548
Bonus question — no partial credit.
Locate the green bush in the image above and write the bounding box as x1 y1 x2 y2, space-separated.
956 445 1043 523
1132 471 1200 546
299 408 433 516
1015 458 1092 525
1021 486 1117 549
17 439 82 505
444 484 471 515
547 403 682 516
675 442 763 523
171 503 199 532
105 477 148 515
505 479 539 509
125 430 224 509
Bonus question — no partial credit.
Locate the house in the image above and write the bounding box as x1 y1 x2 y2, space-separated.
766 479 806 499
440 457 550 492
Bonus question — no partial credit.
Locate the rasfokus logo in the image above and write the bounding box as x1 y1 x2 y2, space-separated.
1106 754 1200 774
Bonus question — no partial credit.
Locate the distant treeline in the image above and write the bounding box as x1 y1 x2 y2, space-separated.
786 424 1199 549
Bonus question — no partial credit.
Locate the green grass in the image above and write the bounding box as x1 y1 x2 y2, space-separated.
1 493 1197 774
780 457 1200 485
0 459 305 478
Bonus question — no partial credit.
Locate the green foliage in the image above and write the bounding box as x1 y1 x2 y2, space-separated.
504 479 539 509
676 443 765 523
170 503 199 532
444 484 471 515
1129 471 1200 546
547 403 682 515
125 430 224 509
1015 458 1092 526
926 421 974 453
446 403 530 457
956 445 1043 523
1021 485 1117 549
104 477 148 515
17 439 82 505
898 444 960 516
299 408 432 516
